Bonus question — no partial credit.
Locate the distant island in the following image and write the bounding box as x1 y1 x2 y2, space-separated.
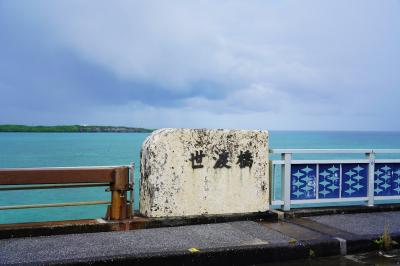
0 125 154 133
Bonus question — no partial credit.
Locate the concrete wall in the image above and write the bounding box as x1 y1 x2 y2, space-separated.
139 128 269 217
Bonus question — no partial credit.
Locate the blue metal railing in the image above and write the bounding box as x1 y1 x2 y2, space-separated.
270 149 400 210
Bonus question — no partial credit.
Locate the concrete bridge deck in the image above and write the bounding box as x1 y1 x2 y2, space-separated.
1 210 400 265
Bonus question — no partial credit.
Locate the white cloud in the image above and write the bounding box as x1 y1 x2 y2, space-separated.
25 0 323 91
2 0 400 130
182 83 288 113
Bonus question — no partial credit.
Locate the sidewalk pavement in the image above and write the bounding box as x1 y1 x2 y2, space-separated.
1 211 400 265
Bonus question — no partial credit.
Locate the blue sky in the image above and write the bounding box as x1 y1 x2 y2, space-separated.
0 0 399 130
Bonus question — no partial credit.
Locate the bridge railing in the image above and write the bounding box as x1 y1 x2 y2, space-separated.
0 164 134 220
270 149 400 211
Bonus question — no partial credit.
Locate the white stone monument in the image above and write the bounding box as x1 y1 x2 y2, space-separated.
139 128 269 217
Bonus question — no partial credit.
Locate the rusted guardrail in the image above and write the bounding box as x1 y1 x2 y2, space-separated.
0 165 133 221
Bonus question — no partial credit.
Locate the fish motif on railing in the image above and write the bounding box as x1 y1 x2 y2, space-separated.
290 163 374 200
291 165 316 200
318 164 339 198
374 164 400 196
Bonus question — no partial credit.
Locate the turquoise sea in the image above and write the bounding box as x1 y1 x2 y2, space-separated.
1 131 400 224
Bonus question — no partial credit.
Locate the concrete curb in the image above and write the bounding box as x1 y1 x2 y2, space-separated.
282 204 400 219
0 212 277 239
23 242 337 266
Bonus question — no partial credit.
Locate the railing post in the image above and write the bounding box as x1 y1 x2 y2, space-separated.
269 159 273 207
109 167 129 220
282 153 292 211
129 162 135 216
367 152 375 207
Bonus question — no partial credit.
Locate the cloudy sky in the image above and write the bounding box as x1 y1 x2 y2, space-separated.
0 1 399 130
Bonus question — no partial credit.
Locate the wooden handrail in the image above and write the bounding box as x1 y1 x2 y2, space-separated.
0 167 119 185
0 166 132 221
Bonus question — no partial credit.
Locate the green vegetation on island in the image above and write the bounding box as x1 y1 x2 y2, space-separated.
0 125 154 133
